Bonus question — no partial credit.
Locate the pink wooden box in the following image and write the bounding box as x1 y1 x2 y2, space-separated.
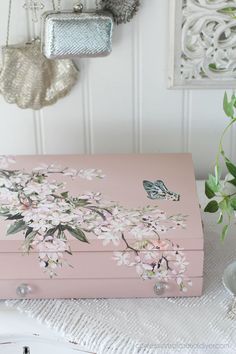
0 154 204 299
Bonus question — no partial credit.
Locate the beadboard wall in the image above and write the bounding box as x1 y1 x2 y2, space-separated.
0 0 234 178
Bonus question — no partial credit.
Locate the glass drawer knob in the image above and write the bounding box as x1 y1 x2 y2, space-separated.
153 282 165 296
16 283 32 297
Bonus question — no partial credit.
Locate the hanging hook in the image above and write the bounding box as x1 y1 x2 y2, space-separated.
23 346 30 354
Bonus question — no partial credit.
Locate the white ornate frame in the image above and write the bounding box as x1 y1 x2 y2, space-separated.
168 0 236 88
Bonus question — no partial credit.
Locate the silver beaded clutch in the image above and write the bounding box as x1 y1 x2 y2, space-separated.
41 5 113 59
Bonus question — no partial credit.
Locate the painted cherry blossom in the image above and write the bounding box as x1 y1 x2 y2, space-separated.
0 155 16 169
0 156 191 291
77 168 105 180
113 252 130 266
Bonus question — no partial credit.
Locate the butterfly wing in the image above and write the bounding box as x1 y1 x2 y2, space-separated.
143 179 180 200
143 180 164 199
154 180 180 201
143 180 155 199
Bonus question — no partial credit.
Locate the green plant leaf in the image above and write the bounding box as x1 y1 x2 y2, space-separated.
76 199 89 207
230 197 236 210
25 227 34 238
0 208 10 216
206 174 219 193
219 198 229 212
209 63 218 71
217 213 223 224
228 178 236 187
46 226 59 236
205 181 215 199
7 220 27 235
6 213 23 220
232 93 236 107
221 224 229 241
66 226 89 243
215 165 220 184
226 161 236 178
204 200 219 213
61 191 69 198
223 92 234 118
219 198 234 218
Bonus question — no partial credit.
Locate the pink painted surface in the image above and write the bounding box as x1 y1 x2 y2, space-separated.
0 277 203 299
0 154 203 249
0 250 204 279
0 154 204 298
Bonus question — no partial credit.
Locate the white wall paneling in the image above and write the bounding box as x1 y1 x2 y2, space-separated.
0 0 234 178
0 1 37 155
141 0 184 155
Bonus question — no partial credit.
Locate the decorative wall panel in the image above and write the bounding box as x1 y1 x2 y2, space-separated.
169 0 236 88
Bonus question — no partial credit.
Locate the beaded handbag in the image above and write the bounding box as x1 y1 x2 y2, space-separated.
0 0 78 110
41 1 114 59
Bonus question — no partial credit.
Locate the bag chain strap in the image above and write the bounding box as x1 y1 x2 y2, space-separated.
52 0 100 12
6 0 101 46
6 0 13 47
52 0 61 11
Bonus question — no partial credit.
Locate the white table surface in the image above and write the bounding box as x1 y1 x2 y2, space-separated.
0 181 208 353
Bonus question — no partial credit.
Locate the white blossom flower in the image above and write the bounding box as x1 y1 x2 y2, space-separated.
113 252 130 266
130 225 154 240
78 169 105 180
0 177 13 188
0 188 19 206
106 219 128 234
97 232 120 246
181 285 188 292
152 240 170 251
177 276 184 286
33 164 50 174
23 181 58 196
154 269 169 281
29 220 51 233
79 192 102 202
136 263 145 275
0 156 15 169
62 168 78 178
174 255 189 270
33 163 63 174
187 279 193 287
47 164 63 173
48 211 73 226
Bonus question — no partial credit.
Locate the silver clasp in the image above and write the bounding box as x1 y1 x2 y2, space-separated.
73 3 83 13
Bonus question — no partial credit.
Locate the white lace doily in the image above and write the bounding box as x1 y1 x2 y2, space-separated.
7 182 236 354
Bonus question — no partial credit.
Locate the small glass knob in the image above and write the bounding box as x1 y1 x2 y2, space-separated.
153 282 166 296
16 283 32 298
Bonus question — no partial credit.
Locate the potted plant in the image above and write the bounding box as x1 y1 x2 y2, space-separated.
205 92 236 316
205 92 236 240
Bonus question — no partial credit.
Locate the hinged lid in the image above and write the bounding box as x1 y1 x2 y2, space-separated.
0 153 203 253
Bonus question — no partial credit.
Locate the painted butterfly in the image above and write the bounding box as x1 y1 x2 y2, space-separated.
143 180 180 201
